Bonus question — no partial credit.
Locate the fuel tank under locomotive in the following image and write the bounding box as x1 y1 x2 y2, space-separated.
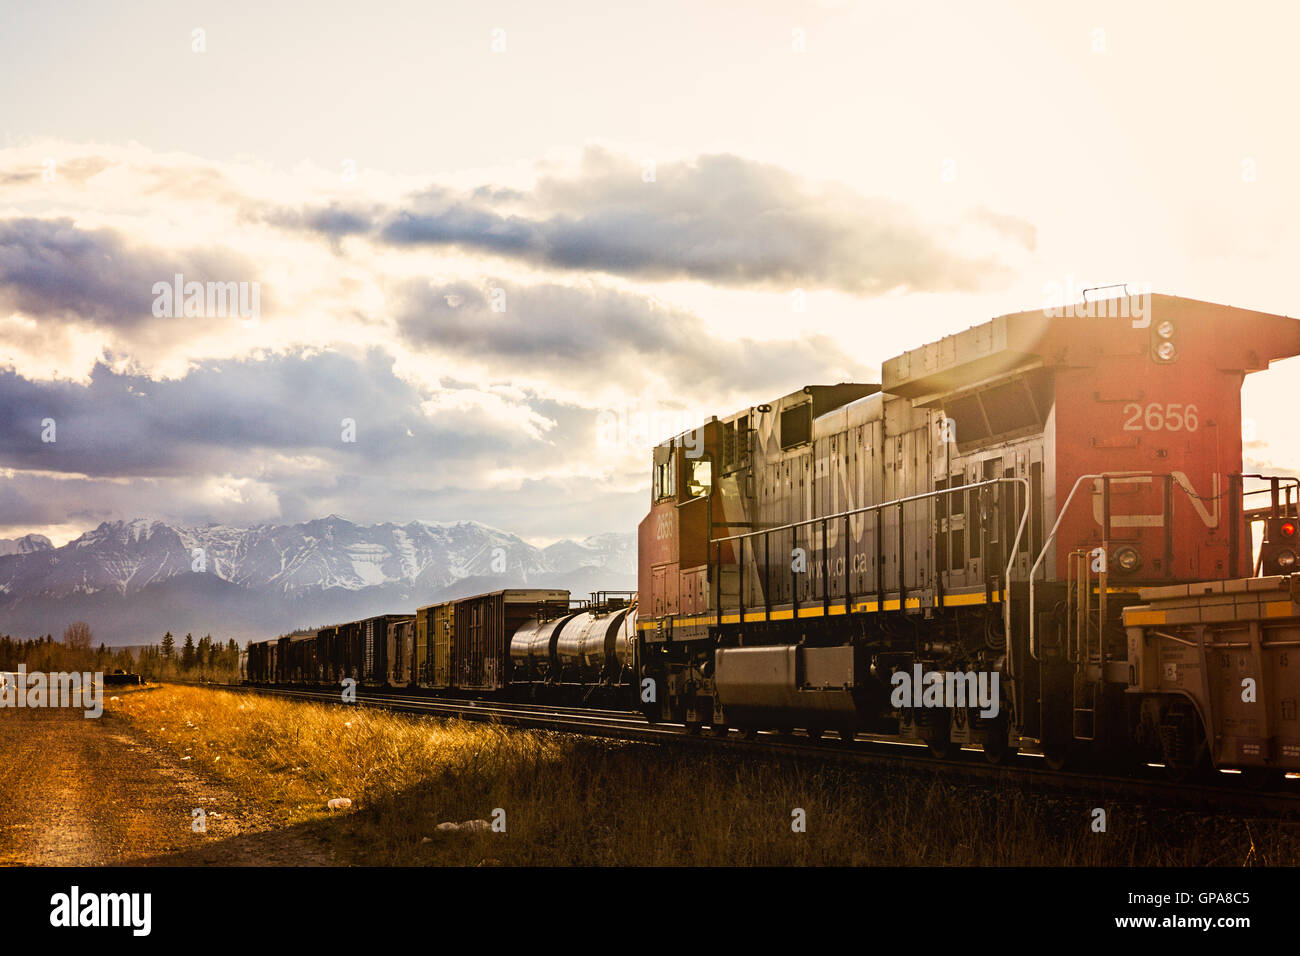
712 644 891 731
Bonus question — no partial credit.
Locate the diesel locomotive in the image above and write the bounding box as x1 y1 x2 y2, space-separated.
637 293 1300 781
249 293 1300 784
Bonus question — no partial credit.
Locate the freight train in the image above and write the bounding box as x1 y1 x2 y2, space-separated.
246 590 639 706
247 293 1300 786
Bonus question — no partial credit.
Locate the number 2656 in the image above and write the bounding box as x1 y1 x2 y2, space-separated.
1122 402 1199 432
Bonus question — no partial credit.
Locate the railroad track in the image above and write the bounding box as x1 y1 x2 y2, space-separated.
183 680 1300 820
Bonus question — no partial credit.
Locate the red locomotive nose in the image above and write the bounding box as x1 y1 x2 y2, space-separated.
1283 520 1297 537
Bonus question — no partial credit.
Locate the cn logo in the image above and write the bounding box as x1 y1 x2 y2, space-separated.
1092 472 1220 529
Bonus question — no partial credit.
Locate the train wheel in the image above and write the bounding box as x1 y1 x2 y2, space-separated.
927 734 957 759
836 728 856 743
980 714 1016 765
806 726 824 740
776 725 794 736
742 727 759 740
709 724 730 738
1043 741 1071 771
983 736 1018 766
684 720 703 735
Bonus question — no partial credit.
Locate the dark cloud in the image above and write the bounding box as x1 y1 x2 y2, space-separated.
0 349 544 479
260 201 379 239
0 217 258 328
394 278 870 393
280 148 1034 293
0 348 652 541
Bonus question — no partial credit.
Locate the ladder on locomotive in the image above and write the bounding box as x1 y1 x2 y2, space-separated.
1065 548 1105 741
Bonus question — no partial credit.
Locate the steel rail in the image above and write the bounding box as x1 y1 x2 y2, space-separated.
192 681 1300 820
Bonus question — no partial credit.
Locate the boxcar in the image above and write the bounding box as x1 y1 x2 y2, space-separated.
260 640 278 684
414 605 431 686
452 590 569 691
246 640 269 682
337 620 363 681
282 634 317 683
431 601 454 689
413 601 456 688
276 635 291 683
315 626 337 682
385 616 416 686
358 614 414 685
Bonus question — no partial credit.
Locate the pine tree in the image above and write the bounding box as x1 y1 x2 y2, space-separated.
181 633 196 671
161 631 175 660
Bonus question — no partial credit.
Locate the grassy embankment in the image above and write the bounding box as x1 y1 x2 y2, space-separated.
107 685 1300 865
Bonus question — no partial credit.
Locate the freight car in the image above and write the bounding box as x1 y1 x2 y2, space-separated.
276 633 317 684
387 617 415 687
509 592 637 703
247 590 603 698
636 293 1300 779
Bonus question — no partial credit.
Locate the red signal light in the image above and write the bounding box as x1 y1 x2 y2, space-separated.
1283 521 1297 538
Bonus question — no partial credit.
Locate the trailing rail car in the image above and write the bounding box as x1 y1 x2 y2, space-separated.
245 294 1300 786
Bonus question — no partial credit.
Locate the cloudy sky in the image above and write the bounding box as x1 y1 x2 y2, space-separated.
2 0 1299 546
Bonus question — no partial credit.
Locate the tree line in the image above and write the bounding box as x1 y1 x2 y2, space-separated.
0 621 241 682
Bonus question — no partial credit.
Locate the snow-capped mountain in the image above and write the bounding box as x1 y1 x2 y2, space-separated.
0 534 53 557
0 517 635 645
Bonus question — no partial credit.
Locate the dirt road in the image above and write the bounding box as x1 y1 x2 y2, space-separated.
0 699 333 865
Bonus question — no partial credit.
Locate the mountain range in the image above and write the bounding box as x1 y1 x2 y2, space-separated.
0 517 635 646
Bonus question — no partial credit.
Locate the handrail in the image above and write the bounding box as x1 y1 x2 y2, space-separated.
710 478 1013 544
1027 471 1180 662
710 477 1030 656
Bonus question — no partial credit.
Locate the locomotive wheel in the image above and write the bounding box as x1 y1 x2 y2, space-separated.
979 713 1016 765
926 734 957 759
806 726 825 740
1042 741 1071 771
742 727 760 740
836 728 856 743
684 720 703 735
776 725 794 736
983 736 1017 765
709 724 730 738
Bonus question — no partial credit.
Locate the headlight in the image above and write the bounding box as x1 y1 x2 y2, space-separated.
1278 549 1297 571
1156 341 1177 361
1114 545 1142 573
1156 320 1175 339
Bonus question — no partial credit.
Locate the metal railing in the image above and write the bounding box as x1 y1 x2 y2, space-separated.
1025 470 1273 662
709 477 1030 644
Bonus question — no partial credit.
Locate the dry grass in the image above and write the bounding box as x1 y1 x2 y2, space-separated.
107 685 1300 866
